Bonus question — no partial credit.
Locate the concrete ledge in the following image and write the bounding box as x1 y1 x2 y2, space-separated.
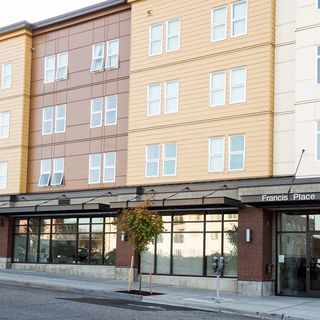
238 280 274 296
12 263 116 279
0 258 11 269
141 275 237 293
115 267 138 281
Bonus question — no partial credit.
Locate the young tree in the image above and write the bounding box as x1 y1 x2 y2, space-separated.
118 201 164 293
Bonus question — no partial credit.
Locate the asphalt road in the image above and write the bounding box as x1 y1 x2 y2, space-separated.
0 285 258 320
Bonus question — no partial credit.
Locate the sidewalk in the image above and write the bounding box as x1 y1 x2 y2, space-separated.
0 269 319 320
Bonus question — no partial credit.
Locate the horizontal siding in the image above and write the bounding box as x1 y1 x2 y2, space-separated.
130 0 275 72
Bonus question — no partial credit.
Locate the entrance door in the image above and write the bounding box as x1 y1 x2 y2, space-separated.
308 234 320 296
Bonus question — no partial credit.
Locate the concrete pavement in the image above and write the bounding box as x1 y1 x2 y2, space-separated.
0 269 319 320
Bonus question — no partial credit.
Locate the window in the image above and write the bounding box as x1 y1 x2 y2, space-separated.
106 39 119 69
209 137 225 172
146 144 160 177
55 52 68 80
0 162 7 190
55 105 66 133
317 122 320 160
211 6 227 41
0 111 10 138
149 24 163 56
148 84 161 116
229 135 245 170
51 158 64 186
105 95 118 125
42 107 54 135
317 47 320 84
89 154 101 184
44 56 55 83
230 67 246 104
318 0 320 9
103 152 116 183
231 0 247 37
210 71 226 106
44 53 68 83
42 106 66 135
163 143 177 176
165 80 179 113
166 19 180 52
90 98 103 128
91 43 104 72
38 159 51 187
1 62 12 89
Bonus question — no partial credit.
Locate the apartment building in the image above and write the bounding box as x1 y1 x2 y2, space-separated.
0 0 319 298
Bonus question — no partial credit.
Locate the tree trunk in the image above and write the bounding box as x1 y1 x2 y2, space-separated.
128 254 134 292
139 252 142 293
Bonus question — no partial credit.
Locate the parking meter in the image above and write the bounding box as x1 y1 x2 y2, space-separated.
212 256 219 273
218 256 225 272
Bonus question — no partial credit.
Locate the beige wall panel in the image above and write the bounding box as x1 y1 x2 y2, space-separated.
130 0 275 72
127 113 273 186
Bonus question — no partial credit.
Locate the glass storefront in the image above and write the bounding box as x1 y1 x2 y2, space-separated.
141 212 238 277
13 216 117 265
277 212 320 297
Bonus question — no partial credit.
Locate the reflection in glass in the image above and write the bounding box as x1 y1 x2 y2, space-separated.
39 234 50 263
156 233 171 274
51 234 76 264
310 235 320 291
13 235 27 262
104 233 116 265
223 232 238 276
172 233 203 275
309 215 320 231
279 213 307 232
28 234 39 263
78 233 90 264
141 243 155 273
206 233 221 276
91 233 103 264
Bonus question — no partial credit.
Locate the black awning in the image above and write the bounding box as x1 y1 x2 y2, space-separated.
110 196 243 210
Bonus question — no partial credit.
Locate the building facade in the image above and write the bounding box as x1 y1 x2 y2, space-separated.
0 0 319 298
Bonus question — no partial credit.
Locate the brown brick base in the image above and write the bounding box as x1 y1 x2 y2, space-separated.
0 216 13 267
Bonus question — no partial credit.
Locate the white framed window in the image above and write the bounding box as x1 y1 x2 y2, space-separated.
89 154 101 184
91 43 104 72
317 0 320 10
317 122 320 160
90 98 103 128
146 144 160 177
103 152 116 183
149 24 163 56
105 95 118 125
0 162 7 190
38 159 51 187
317 47 320 84
55 52 68 80
106 39 119 69
42 107 54 135
44 55 55 84
230 67 246 104
147 84 161 116
163 143 177 176
210 71 226 106
166 19 180 52
164 80 179 113
51 158 64 186
55 105 66 133
209 137 225 172
229 135 245 171
211 6 227 42
231 0 247 37
0 111 10 138
1 62 12 89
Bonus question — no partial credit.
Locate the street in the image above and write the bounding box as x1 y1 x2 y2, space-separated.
0 285 258 320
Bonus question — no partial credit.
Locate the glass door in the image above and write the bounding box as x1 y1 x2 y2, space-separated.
308 234 320 296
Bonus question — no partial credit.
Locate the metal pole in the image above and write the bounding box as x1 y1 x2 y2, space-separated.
215 272 221 303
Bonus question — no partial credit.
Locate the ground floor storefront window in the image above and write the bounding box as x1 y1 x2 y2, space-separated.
141 212 238 277
277 211 320 297
13 216 117 265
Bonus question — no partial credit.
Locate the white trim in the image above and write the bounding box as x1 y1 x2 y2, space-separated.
54 104 66 133
228 134 245 171
55 52 68 80
91 43 104 72
0 162 7 190
38 159 51 187
164 80 179 114
166 19 180 52
208 136 225 173
51 158 64 186
149 23 163 56
211 6 227 42
0 111 10 139
42 106 54 135
103 152 116 183
229 66 247 104
145 144 160 177
210 70 226 107
88 154 101 184
162 143 177 176
230 0 248 38
44 55 55 84
105 39 119 69
105 95 118 126
90 98 103 128
1 62 12 89
147 83 161 116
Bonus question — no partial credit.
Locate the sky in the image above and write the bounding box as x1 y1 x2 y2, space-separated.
0 0 106 28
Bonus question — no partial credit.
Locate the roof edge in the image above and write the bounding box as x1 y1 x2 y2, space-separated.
0 21 33 35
